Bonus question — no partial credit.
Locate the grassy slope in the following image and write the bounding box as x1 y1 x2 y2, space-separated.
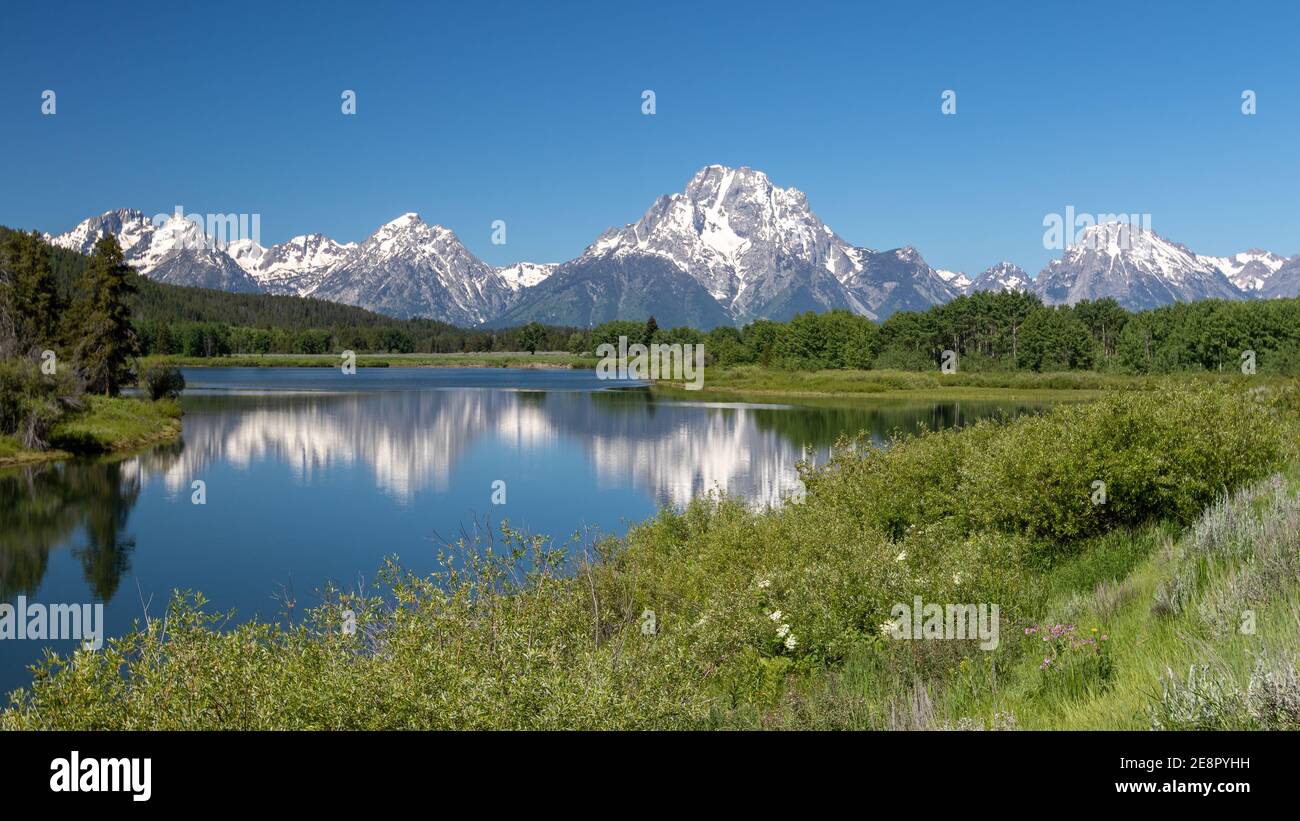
741 466 1300 730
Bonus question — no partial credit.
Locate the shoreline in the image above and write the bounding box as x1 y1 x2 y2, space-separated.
141 353 599 370
0 397 183 470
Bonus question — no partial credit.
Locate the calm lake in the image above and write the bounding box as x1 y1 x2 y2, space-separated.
0 367 1049 694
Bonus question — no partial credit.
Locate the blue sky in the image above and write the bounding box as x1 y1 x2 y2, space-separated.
2 0 1298 275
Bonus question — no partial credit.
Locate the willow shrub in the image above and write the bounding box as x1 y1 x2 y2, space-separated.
3 384 1295 729
810 384 1292 557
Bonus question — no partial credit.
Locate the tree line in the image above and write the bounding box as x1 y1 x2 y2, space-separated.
5 226 1299 374
572 292 1299 375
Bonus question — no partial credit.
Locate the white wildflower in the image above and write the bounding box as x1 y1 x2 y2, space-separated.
756 577 771 589
895 551 907 563
776 623 790 638
784 634 798 650
769 610 783 622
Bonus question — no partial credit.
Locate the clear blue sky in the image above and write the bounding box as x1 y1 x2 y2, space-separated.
2 0 1298 275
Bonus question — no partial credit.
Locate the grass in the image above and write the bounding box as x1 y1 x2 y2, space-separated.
735 468 1300 730
0 396 182 468
656 365 1284 402
0 433 63 466
4 381 1297 730
142 351 599 369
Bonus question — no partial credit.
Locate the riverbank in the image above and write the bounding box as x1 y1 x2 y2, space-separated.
656 364 1275 401
0 396 181 469
4 381 1297 730
142 351 599 369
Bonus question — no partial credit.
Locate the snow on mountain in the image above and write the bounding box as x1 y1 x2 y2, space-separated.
967 261 1031 294
47 209 263 292
936 269 973 293
496 262 557 291
45 188 1296 326
1197 249 1291 293
308 213 511 323
1034 223 1243 310
46 208 158 262
582 166 870 321
225 238 267 273
147 245 264 293
504 165 953 325
229 233 357 296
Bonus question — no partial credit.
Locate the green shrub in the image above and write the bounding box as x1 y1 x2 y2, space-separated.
0 358 80 450
139 363 186 400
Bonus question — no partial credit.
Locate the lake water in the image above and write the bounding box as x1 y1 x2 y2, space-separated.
0 367 1050 695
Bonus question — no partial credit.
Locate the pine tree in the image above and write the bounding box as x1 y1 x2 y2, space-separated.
72 235 139 395
1 230 63 354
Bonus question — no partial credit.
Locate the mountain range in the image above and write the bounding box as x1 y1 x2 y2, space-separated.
44 166 1300 327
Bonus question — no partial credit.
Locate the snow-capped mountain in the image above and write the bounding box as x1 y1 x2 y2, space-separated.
967 262 1031 294
147 244 263 293
1034 223 1243 310
228 234 357 296
45 178 1298 327
936 268 973 293
45 208 157 261
497 165 957 326
1197 249 1292 293
47 209 262 293
308 213 512 324
495 262 557 292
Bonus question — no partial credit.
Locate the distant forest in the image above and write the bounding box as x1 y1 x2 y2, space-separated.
5 226 1299 374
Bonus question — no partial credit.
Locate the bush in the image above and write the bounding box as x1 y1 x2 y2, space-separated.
139 363 186 400
812 384 1289 560
0 358 80 450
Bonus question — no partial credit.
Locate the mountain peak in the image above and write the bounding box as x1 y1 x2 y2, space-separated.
383 212 423 229
1039 222 1240 308
968 262 1030 294
1070 221 1156 252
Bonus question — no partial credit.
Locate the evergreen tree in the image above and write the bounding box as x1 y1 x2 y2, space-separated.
72 235 139 395
1 230 63 353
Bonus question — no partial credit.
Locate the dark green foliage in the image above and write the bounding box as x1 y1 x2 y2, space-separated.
809 385 1288 558
0 230 63 355
71 236 138 396
139 363 186 400
0 358 81 449
518 322 546 354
